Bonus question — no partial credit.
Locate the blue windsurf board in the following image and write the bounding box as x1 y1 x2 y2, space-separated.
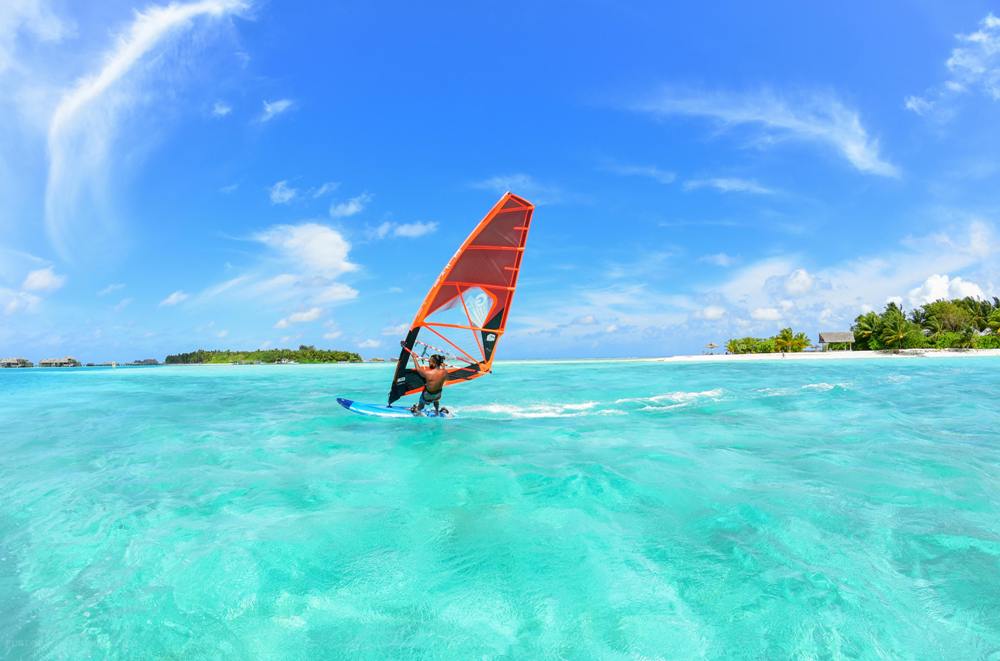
337 397 452 418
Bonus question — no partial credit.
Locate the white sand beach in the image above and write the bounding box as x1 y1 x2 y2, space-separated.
653 348 1000 363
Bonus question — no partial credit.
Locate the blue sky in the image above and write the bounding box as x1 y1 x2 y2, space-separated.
2 1 1000 360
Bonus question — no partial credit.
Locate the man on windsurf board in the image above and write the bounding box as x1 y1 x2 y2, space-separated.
401 343 449 416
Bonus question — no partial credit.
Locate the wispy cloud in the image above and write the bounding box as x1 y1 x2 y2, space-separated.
22 266 65 292
258 98 293 122
312 181 339 198
97 282 125 296
906 13 1000 117
160 290 189 306
329 192 371 218
605 162 676 184
683 177 775 195
471 173 564 204
269 180 297 204
1 288 41 315
0 1 71 74
635 88 898 177
45 0 248 260
381 323 409 336
700 253 737 267
113 297 133 311
211 100 231 117
275 306 322 329
194 223 359 310
374 221 437 239
358 338 380 349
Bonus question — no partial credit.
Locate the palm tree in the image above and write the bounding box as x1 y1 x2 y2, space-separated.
880 314 911 352
790 331 811 352
853 312 880 349
989 309 1000 335
774 327 794 354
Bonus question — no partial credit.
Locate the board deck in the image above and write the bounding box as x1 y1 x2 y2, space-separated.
337 397 453 418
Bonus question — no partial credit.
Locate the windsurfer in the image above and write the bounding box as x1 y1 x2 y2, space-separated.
402 343 449 415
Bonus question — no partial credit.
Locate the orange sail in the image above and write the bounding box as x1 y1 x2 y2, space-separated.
388 192 534 404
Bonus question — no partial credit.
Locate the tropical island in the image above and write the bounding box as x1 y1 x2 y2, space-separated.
164 345 363 364
726 296 1000 354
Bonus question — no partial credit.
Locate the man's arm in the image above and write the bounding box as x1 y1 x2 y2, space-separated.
401 342 427 377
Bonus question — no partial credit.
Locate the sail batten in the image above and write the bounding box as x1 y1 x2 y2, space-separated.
388 193 534 404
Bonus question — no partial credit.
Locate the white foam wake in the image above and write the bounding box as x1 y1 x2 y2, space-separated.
458 401 604 418
614 389 723 405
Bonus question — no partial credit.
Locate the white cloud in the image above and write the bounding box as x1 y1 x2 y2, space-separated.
259 98 293 122
904 95 932 115
22 266 65 292
45 0 249 260
636 89 898 177
216 329 228 338
751 307 782 321
358 338 380 349
113 297 132 311
274 306 323 328
472 173 563 204
312 181 339 198
699 305 726 320
606 163 676 184
159 290 188 306
195 223 359 313
374 221 438 239
322 331 342 340
269 180 297 204
313 282 358 303
211 100 231 117
907 274 985 307
382 323 409 336
219 183 239 194
684 177 775 195
906 14 1000 117
253 223 357 277
708 219 999 330
783 268 814 296
700 253 736 267
329 192 371 218
947 14 1000 98
1 288 41 315
0 1 71 74
97 282 125 296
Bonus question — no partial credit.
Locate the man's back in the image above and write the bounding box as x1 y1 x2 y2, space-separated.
423 366 446 393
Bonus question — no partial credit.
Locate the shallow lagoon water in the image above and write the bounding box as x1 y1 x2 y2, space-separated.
1 358 999 659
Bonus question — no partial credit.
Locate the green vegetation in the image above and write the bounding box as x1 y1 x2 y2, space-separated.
724 296 1000 355
727 328 810 355
164 345 363 364
851 297 1000 352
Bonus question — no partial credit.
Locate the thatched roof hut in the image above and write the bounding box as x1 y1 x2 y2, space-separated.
818 332 855 351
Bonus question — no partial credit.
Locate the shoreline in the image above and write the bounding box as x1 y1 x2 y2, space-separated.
4 349 1000 370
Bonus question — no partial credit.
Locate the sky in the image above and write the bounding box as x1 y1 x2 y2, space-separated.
2 1 1000 361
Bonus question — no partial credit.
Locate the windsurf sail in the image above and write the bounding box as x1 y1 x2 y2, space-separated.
388 192 534 404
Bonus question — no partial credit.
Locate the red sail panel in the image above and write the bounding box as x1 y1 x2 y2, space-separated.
388 192 534 403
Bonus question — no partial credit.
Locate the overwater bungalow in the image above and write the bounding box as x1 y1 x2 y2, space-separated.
39 357 81 367
0 357 33 368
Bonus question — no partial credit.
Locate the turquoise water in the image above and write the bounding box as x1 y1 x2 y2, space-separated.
2 358 999 659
